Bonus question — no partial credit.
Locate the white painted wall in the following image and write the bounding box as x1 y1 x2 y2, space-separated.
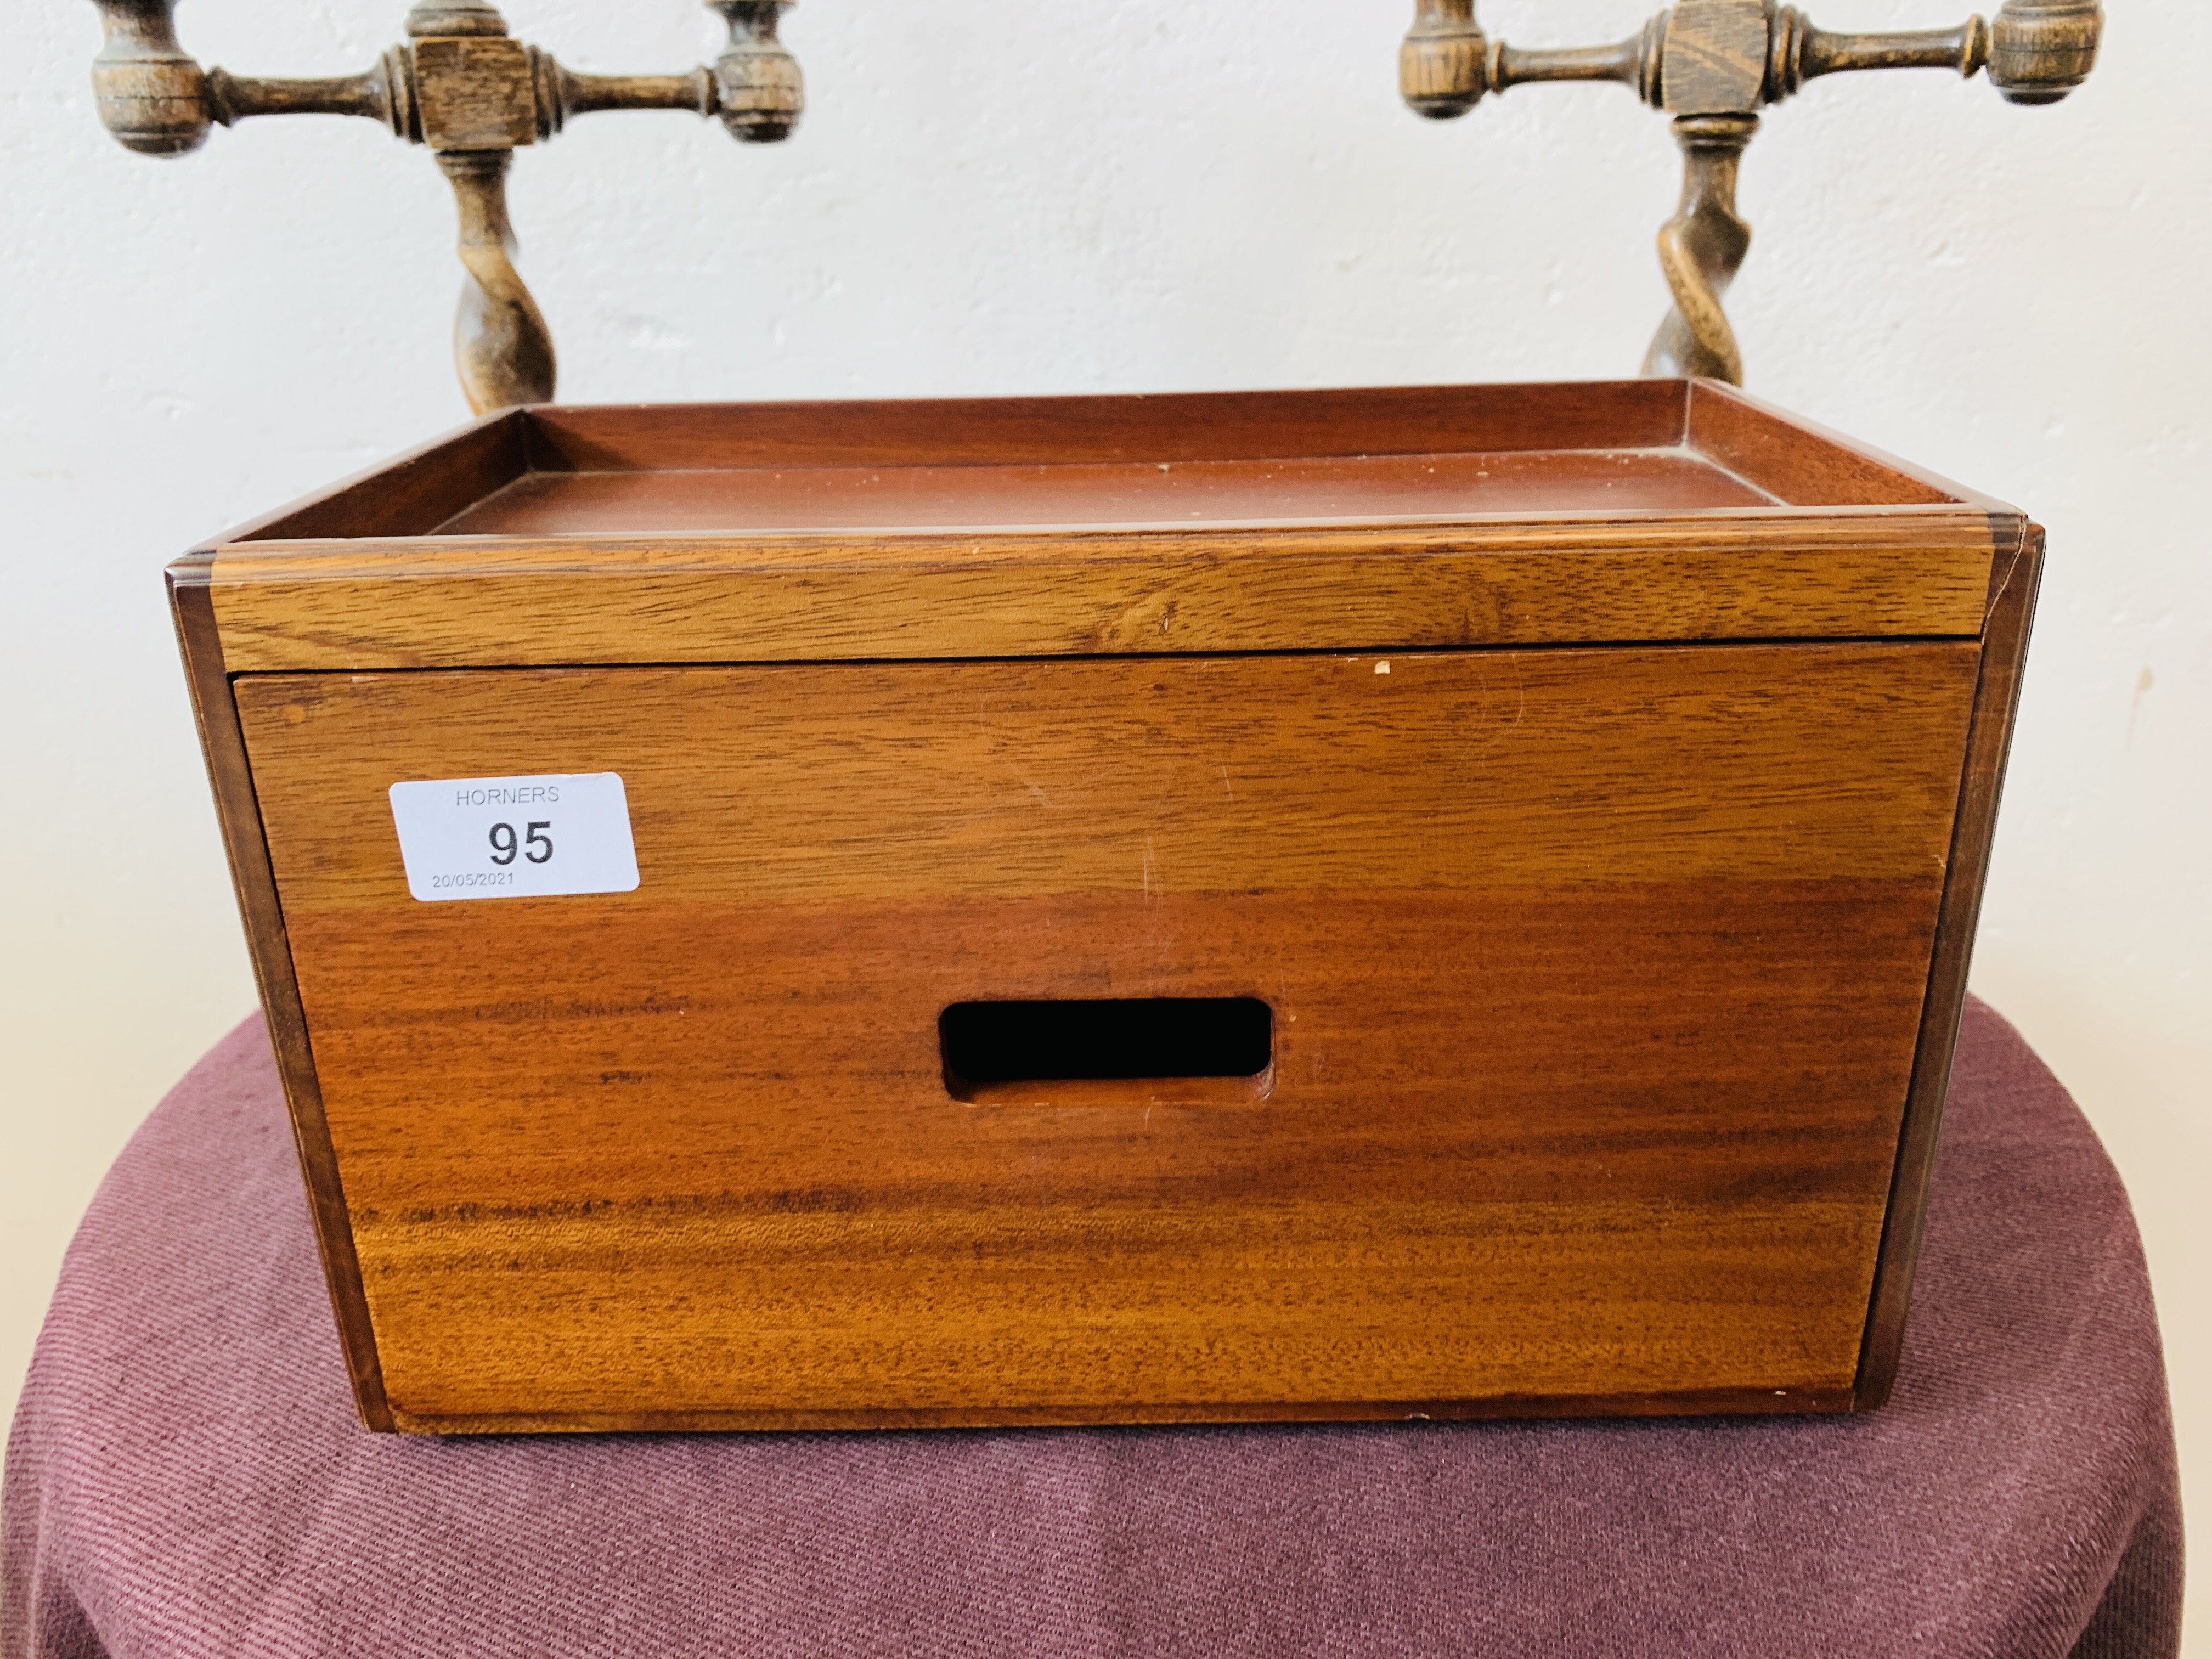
4 0 2204 1641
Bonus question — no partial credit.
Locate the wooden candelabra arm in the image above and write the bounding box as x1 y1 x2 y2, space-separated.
202 65 414 131
1402 0 2104 382
87 0 804 408
1403 12 1666 111
535 6 804 141
1775 0 2103 104
1773 14 1993 91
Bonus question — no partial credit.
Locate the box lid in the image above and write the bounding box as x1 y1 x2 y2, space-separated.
178 380 2027 670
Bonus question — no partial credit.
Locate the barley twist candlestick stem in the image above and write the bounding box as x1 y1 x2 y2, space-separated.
1647 112 1758 383
439 149 554 410
1402 0 2103 384
88 0 804 413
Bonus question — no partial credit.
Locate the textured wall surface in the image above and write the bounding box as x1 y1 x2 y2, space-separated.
3 0 2204 1644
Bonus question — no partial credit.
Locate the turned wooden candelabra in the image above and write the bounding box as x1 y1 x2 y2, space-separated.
88 0 802 413
1402 0 2102 384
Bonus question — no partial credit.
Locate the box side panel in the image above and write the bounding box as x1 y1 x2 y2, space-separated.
520 382 1693 473
1854 521 2045 1407
1686 381 1987 509
218 410 532 545
235 645 1978 1430
205 516 1997 673
167 559 392 1430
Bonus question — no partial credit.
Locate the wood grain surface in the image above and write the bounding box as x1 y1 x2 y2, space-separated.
511 381 1700 474
177 384 2032 1431
198 383 2011 675
1856 521 2044 1405
234 641 1980 1429
206 514 1997 673
431 445 1781 537
1685 380 1982 509
214 407 529 546
168 557 395 1427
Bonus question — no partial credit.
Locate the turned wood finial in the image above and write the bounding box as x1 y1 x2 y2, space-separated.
89 0 210 155
710 2 804 143
1988 0 2103 104
1401 0 1488 120
87 0 807 411
1399 0 2104 383
405 1 507 37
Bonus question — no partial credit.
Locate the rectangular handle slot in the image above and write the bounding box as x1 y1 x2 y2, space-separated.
940 997 1274 1107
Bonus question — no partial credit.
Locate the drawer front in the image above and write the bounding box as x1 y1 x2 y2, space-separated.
235 643 1979 1427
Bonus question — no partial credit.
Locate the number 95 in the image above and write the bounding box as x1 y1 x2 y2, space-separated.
489 821 554 866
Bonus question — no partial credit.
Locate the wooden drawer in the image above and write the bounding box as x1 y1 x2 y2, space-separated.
172 380 2038 1431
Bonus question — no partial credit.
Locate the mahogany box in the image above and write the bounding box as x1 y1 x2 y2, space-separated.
169 379 2039 1433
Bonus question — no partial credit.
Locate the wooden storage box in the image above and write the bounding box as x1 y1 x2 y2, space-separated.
171 380 2039 1434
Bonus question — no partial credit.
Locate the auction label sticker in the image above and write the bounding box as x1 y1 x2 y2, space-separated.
388 773 639 902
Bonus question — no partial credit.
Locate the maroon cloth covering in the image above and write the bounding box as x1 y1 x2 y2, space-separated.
3 1000 2182 1658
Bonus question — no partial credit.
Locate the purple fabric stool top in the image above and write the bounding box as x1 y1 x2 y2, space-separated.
3 998 2183 1658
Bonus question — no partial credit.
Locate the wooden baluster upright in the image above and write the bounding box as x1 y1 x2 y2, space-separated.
1646 114 1758 385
